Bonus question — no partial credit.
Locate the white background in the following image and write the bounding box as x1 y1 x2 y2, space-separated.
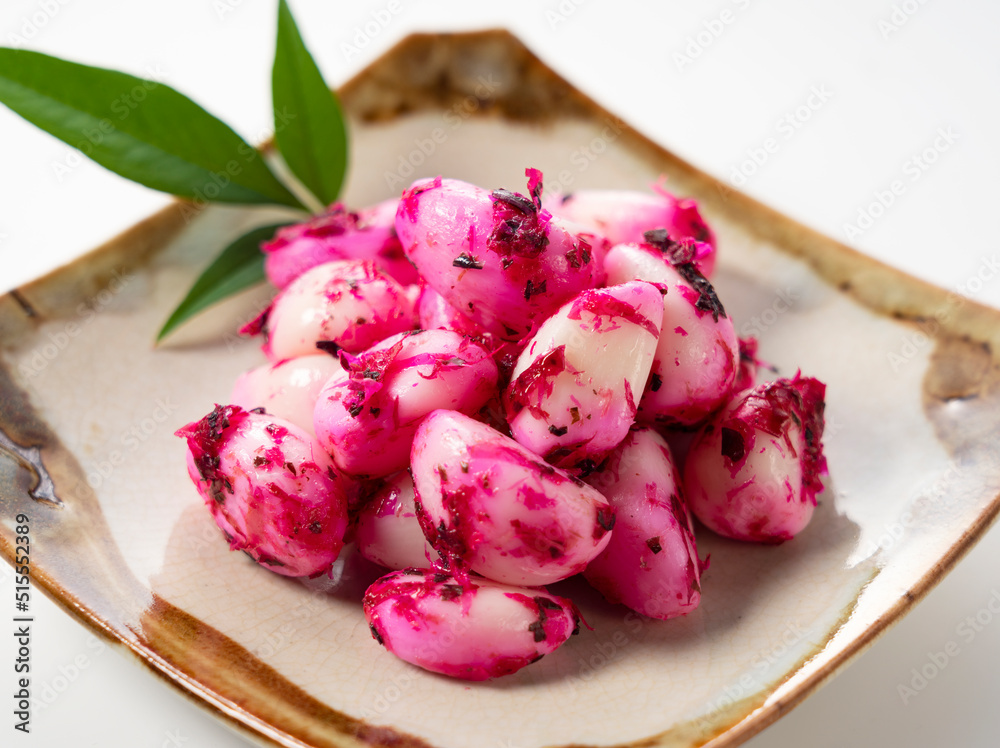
1 0 999 746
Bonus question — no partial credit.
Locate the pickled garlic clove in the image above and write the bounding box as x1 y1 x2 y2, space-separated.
410 410 614 586
263 199 418 288
364 569 579 680
258 259 417 360
504 281 663 471
684 375 828 543
584 428 704 620
230 353 343 436
355 471 436 571
416 283 492 340
604 237 738 428
175 405 349 577
394 171 600 340
546 185 716 276
314 330 497 478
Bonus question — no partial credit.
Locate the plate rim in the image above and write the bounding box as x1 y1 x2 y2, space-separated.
1 27 999 748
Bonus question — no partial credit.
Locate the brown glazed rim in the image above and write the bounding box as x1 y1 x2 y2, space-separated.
1 28 999 748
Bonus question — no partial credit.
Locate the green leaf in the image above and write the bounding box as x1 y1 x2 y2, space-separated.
272 0 348 206
157 223 290 342
0 48 303 208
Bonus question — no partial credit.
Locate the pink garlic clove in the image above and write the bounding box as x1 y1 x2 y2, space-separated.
394 170 599 341
229 353 343 436
410 410 614 586
504 281 663 471
175 405 349 577
256 259 417 360
313 330 498 478
684 374 828 543
355 472 436 570
416 283 492 340
546 184 717 276
584 428 704 620
605 235 739 428
263 199 418 289
364 569 579 680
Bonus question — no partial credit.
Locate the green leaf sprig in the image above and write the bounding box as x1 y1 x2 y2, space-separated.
0 0 347 341
273 0 348 206
156 222 293 342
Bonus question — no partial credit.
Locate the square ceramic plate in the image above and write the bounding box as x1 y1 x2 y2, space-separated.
2 30 999 748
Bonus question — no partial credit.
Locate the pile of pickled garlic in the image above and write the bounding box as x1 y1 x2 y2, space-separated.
176 169 828 681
